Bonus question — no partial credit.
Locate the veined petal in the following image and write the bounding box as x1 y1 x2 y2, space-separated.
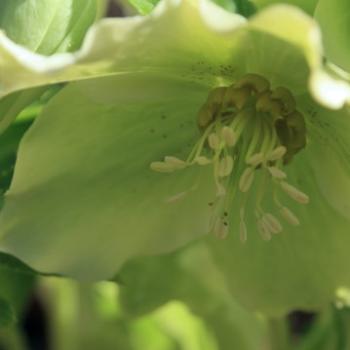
0 74 216 280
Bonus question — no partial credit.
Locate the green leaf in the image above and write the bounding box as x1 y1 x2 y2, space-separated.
315 0 350 72
210 0 236 12
126 0 237 14
118 244 267 349
127 0 159 14
234 0 256 16
0 298 15 327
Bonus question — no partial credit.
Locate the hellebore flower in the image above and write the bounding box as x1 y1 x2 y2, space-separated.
0 0 349 314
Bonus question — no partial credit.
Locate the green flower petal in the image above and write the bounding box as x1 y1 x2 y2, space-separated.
0 74 216 280
0 0 97 134
0 0 245 98
251 0 318 15
304 103 350 221
1 0 345 109
208 139 350 315
315 0 350 72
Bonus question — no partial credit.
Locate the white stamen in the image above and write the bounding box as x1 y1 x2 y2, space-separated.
196 156 211 165
280 181 309 204
246 152 264 166
213 219 229 239
267 146 286 161
164 156 187 169
257 220 272 241
268 166 287 179
150 161 175 173
218 155 234 177
208 133 221 150
239 167 255 192
165 191 188 203
221 126 237 147
280 207 300 226
262 213 282 234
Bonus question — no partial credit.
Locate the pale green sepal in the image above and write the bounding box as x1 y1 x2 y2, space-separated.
0 74 215 280
303 103 350 221
0 0 98 134
251 0 318 15
247 4 350 108
315 0 350 72
1 1 345 110
0 0 245 98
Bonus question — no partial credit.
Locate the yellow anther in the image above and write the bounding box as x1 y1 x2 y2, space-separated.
262 213 282 234
257 220 272 241
280 181 309 204
271 87 296 115
239 167 255 192
266 146 286 161
279 207 300 226
268 166 287 179
236 73 270 93
208 133 221 150
246 153 264 166
196 156 211 165
218 155 234 177
164 156 187 169
150 161 175 173
221 126 237 147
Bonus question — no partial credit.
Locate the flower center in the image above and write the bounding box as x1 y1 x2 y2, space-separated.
151 74 309 242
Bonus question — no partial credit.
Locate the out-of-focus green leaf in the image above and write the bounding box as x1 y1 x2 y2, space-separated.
118 244 267 350
126 0 159 14
0 120 36 328
42 278 216 350
125 0 256 14
0 298 15 327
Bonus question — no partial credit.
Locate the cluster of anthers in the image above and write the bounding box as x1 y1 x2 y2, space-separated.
151 74 309 242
